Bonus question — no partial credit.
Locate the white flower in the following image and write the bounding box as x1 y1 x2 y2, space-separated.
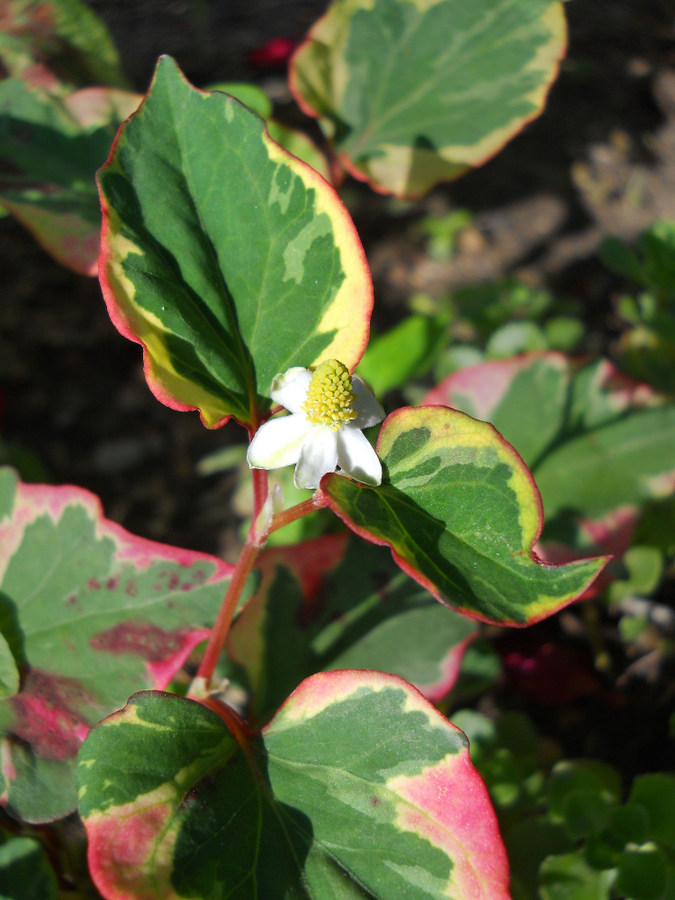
247 359 384 490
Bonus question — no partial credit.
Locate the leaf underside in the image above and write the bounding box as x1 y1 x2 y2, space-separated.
290 0 567 197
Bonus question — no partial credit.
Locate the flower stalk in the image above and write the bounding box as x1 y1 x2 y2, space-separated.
195 361 382 692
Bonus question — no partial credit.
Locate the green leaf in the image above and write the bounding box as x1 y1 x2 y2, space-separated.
225 534 478 724
320 406 606 625
486 321 548 358
266 120 332 182
0 632 19 701
0 468 232 822
539 850 615 900
546 760 621 822
629 774 675 845
607 545 663 603
0 0 128 88
615 843 669 900
425 353 571 471
0 833 58 900
358 314 448 396
0 77 140 274
452 709 547 818
534 403 675 522
290 0 566 197
78 674 511 899
506 817 571 900
99 55 372 428
601 221 675 298
206 82 273 118
208 82 331 179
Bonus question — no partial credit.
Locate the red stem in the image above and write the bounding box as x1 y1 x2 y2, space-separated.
200 696 253 744
195 534 261 688
246 423 269 523
252 467 269 524
195 492 327 690
196 410 328 690
269 493 328 534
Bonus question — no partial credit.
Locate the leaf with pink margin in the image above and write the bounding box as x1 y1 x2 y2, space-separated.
224 533 478 725
0 77 140 274
319 406 608 625
77 674 511 899
0 467 232 823
98 55 372 429
424 353 675 560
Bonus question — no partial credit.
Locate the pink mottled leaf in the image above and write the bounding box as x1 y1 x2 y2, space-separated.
0 467 232 822
78 673 511 898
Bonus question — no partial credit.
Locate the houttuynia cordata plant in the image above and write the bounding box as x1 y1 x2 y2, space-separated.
1 0 674 898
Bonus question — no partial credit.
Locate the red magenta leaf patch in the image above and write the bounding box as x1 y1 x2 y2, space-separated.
0 467 232 822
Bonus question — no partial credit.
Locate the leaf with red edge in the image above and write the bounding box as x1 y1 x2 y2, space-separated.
319 406 607 625
0 76 140 274
0 467 232 823
424 353 675 572
224 533 478 725
77 674 511 899
290 0 566 197
98 55 372 428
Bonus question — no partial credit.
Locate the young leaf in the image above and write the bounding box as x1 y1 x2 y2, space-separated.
78 673 511 899
319 406 607 624
0 467 232 823
0 78 140 274
225 533 477 724
290 0 566 197
98 55 372 429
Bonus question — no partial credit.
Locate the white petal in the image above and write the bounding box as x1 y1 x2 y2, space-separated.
247 414 312 470
294 428 338 489
269 367 312 414
352 377 385 429
336 426 382 486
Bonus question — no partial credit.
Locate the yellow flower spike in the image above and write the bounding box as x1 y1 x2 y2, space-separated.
247 361 384 489
303 359 358 430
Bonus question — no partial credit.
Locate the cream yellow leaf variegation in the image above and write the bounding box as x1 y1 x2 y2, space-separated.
247 361 384 490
